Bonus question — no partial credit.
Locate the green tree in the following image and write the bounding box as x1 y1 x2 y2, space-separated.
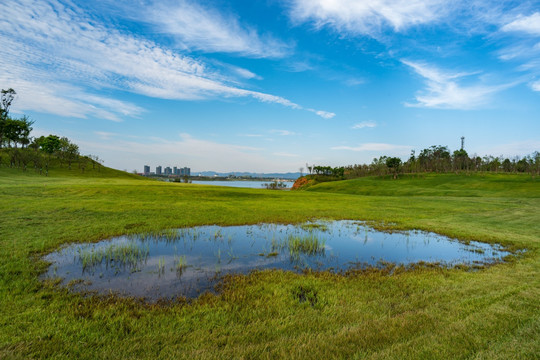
38 135 62 154
386 157 402 179
65 142 80 169
419 145 451 172
452 148 469 171
502 158 512 172
3 116 33 148
371 156 388 176
0 88 16 148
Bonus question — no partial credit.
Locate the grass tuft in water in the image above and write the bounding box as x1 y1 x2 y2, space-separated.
174 255 187 275
78 243 149 271
300 223 329 232
158 257 166 275
287 234 326 255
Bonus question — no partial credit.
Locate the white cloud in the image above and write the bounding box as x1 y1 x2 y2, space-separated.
94 131 118 140
502 12 540 35
311 110 336 119
483 140 540 157
5 79 143 122
498 15 540 95
498 42 540 61
248 93 301 109
147 1 291 58
230 67 262 80
273 152 300 157
331 143 411 152
271 130 296 136
238 134 263 137
0 0 331 120
344 78 365 86
288 0 446 36
77 133 306 172
352 121 377 129
402 60 514 109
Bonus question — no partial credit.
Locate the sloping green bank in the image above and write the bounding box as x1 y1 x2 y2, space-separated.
0 168 539 359
305 173 540 198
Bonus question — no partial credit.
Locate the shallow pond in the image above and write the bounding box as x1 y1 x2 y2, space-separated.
43 221 510 300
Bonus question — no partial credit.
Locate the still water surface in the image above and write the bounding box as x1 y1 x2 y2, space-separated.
191 180 293 188
43 221 509 300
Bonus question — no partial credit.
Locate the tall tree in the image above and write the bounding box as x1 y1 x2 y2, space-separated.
0 88 16 149
386 157 402 179
38 135 62 154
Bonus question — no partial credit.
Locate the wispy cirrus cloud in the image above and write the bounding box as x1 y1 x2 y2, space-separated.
483 140 540 157
497 41 540 61
498 12 540 65
0 0 332 120
288 0 447 36
145 0 292 58
501 12 540 35
352 121 377 129
94 131 118 140
310 109 336 119
331 143 411 152
271 130 296 136
402 60 515 109
77 133 305 172
273 152 300 157
498 12 540 94
238 133 263 138
229 66 262 80
4 79 144 122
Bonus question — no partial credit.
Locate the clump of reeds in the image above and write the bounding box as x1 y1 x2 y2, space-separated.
158 257 166 275
300 223 329 233
77 242 149 271
287 234 326 255
134 228 197 244
270 235 286 252
174 255 187 274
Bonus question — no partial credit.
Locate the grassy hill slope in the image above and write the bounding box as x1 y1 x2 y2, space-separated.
0 149 142 181
305 173 540 198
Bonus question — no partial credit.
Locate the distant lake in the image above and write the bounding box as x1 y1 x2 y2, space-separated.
191 180 293 189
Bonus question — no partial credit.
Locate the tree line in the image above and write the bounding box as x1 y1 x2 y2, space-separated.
0 88 103 175
306 144 540 180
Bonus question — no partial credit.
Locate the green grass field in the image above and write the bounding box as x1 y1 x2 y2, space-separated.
1 166 539 359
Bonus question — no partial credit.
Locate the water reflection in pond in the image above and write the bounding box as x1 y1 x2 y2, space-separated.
43 221 510 300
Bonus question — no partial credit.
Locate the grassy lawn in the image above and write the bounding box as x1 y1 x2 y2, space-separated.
0 167 539 359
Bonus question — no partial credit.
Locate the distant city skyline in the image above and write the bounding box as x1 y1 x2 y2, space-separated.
144 165 190 177
1 0 539 172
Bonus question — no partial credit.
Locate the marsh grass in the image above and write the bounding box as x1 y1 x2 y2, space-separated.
300 223 329 232
77 243 149 271
226 248 237 262
286 234 326 255
157 257 166 275
174 255 187 273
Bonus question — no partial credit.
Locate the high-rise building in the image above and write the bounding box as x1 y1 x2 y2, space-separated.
173 166 178 175
180 167 191 176
156 166 162 175
143 165 150 175
164 166 172 175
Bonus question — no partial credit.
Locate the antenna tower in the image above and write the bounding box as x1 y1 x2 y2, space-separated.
461 136 465 150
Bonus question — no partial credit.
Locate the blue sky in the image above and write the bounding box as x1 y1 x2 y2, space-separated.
1 0 539 173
